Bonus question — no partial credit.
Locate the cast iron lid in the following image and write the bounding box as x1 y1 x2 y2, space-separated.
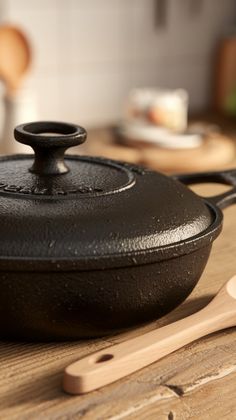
0 121 218 270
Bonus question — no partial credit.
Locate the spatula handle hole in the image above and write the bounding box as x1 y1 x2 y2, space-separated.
94 354 114 363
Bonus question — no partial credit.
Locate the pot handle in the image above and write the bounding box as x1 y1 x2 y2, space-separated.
174 169 236 209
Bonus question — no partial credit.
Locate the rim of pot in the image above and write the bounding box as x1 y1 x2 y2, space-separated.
0 201 222 272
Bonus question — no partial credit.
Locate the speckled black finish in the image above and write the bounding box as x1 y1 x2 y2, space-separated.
0 245 211 340
0 121 236 340
0 125 217 265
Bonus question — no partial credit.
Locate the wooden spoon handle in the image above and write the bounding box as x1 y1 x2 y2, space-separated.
63 276 236 394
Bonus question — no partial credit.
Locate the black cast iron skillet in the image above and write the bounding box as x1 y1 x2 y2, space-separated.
0 121 236 340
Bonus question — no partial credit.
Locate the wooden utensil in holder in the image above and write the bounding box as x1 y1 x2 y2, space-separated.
0 24 36 154
0 25 31 94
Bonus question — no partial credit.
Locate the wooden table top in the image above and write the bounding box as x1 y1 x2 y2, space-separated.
1 181 236 419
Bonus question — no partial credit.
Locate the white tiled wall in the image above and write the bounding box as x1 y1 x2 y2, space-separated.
1 0 236 126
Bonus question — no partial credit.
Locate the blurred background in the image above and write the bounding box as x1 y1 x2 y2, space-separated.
0 0 236 173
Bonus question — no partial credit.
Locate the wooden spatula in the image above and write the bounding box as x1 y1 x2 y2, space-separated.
63 275 236 394
0 25 31 94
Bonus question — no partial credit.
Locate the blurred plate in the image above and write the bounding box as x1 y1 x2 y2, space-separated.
118 121 203 149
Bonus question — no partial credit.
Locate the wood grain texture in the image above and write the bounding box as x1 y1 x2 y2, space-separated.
1 182 236 418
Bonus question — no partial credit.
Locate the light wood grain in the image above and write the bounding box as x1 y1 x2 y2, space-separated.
1 183 236 419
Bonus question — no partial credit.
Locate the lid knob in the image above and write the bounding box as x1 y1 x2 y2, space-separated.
14 121 87 176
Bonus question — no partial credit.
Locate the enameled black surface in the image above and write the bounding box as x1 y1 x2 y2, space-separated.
0 121 236 340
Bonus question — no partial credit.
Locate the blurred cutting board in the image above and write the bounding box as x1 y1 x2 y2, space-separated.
140 133 235 172
84 128 235 174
